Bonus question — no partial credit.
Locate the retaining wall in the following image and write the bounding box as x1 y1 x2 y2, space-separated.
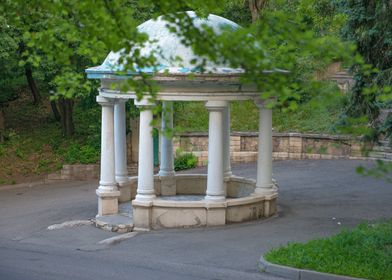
48 132 389 181
173 132 369 166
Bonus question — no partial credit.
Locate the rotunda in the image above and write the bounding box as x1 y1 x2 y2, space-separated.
86 11 278 231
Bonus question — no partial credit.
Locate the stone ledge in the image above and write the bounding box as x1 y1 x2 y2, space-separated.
94 214 134 233
258 256 365 280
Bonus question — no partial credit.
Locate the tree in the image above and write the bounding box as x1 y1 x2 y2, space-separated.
248 0 268 23
341 0 392 141
4 9 43 105
0 16 23 141
1 0 354 126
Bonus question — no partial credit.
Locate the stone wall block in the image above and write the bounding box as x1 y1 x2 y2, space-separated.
289 137 303 154
241 136 258 151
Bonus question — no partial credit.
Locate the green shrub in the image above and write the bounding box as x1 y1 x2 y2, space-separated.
174 150 197 171
265 220 392 280
63 143 99 164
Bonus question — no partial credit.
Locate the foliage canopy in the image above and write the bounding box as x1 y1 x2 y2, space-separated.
1 0 355 109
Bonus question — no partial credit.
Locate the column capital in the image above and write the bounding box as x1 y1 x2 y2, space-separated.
114 98 128 104
254 98 267 109
135 96 156 108
205 100 228 111
254 97 276 109
97 95 115 106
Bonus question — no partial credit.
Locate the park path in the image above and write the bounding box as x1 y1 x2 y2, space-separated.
0 160 391 280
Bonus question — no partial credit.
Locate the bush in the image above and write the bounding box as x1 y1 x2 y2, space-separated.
174 150 197 171
265 220 392 280
63 143 99 164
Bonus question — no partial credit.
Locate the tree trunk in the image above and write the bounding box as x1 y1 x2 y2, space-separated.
0 106 5 142
25 64 41 105
248 0 268 23
65 99 75 136
50 100 61 122
58 98 75 137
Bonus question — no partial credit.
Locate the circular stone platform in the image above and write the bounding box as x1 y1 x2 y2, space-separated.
94 174 278 231
94 174 277 231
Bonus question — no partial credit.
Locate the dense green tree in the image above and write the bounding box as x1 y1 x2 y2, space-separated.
339 0 392 181
0 16 23 141
0 0 355 136
342 0 392 140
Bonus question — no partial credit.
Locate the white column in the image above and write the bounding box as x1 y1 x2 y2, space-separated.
222 105 232 177
205 101 227 202
114 99 131 202
96 96 120 216
255 100 274 194
135 99 156 201
159 101 175 177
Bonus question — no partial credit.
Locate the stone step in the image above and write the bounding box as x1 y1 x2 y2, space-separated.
46 173 62 180
367 151 392 159
372 145 392 153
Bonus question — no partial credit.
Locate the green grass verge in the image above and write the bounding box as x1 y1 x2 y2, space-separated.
174 90 346 133
264 220 392 280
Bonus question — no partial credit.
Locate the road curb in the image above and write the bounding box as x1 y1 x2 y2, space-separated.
258 256 365 280
98 232 138 245
0 180 46 191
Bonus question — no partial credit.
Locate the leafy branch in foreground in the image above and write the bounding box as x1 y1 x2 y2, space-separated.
2 0 356 108
357 160 392 183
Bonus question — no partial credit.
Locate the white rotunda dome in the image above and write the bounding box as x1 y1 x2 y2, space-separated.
86 11 243 78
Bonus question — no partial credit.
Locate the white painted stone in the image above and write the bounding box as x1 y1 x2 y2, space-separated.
96 96 120 216
114 100 131 202
47 220 92 230
223 105 232 177
98 232 138 245
159 101 175 177
205 101 227 202
135 99 156 201
114 100 129 184
255 101 275 195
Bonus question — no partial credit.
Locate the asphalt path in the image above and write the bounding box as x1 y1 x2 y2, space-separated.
0 159 391 280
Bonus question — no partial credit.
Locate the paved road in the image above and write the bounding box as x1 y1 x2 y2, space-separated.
0 160 391 280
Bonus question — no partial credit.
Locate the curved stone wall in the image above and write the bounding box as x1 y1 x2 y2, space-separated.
128 174 277 229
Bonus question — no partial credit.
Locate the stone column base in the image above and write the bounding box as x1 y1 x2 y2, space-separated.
118 181 132 203
206 203 226 226
132 200 153 230
96 189 120 216
129 177 138 200
264 196 277 217
159 175 176 196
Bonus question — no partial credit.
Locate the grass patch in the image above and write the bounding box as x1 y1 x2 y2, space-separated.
174 90 346 133
264 220 392 280
0 91 101 184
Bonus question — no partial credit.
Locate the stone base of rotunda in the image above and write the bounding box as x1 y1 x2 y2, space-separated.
96 189 121 216
131 187 277 230
118 181 132 203
95 174 278 231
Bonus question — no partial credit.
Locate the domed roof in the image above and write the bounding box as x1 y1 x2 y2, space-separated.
86 11 243 79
